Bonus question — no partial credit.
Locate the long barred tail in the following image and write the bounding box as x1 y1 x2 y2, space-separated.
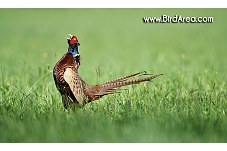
99 73 163 93
102 71 148 84
84 72 163 99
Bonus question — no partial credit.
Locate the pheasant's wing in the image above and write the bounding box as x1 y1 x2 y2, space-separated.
63 68 85 105
83 72 163 100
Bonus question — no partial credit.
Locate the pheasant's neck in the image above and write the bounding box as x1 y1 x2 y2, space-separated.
68 44 79 57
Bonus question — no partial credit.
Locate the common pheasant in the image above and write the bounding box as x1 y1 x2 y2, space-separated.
53 34 163 109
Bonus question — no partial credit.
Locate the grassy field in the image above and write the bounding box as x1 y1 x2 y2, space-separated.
0 9 227 142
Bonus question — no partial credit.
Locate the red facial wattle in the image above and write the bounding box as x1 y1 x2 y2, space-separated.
67 34 79 46
69 35 78 45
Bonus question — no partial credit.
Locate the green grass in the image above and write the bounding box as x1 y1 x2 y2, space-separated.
0 8 227 142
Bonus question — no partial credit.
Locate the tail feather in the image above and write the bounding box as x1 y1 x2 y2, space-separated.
100 73 162 90
84 72 163 100
103 71 147 84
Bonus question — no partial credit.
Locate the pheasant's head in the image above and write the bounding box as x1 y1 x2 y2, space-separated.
67 34 80 57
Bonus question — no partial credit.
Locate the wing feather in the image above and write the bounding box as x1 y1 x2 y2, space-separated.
64 68 85 105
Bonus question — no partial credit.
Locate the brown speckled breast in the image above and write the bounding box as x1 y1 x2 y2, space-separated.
53 53 79 94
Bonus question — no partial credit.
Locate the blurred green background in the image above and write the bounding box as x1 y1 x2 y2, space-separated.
0 9 227 142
